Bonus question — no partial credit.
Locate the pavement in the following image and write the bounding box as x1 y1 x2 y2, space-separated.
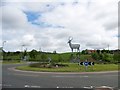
1 63 119 89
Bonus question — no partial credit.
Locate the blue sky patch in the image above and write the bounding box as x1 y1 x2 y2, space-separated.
24 11 64 28
32 21 65 29
24 11 40 22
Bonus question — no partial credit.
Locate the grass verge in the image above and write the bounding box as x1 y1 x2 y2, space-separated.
2 61 25 64
16 63 119 72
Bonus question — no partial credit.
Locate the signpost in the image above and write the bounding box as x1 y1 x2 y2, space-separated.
84 61 89 71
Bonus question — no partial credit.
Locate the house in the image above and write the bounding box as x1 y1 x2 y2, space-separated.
83 49 97 54
87 50 97 54
82 49 97 54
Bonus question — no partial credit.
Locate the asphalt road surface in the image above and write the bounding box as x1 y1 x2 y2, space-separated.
2 64 119 89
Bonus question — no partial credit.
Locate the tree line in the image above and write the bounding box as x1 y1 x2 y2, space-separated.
2 49 120 64
81 49 120 63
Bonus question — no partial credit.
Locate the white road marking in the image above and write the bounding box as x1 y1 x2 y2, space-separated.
52 75 88 78
30 85 41 88
83 86 92 89
24 84 40 88
83 76 89 77
56 86 73 88
57 86 59 88
1 84 12 87
13 73 39 77
25 85 30 88
95 86 114 90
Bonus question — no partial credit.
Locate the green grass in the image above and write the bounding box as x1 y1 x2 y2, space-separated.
3 52 94 63
16 63 119 72
2 61 25 64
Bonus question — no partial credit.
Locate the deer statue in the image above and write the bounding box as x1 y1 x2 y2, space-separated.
68 37 80 53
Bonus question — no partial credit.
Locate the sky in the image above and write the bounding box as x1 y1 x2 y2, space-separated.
0 0 119 53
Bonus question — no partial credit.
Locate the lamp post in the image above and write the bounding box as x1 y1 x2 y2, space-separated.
21 44 25 52
1 41 6 62
2 41 6 50
21 44 26 61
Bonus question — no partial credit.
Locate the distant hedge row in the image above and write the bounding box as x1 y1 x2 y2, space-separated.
2 50 120 64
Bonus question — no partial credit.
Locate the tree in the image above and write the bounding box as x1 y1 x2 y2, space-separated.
91 52 99 60
96 50 100 54
21 49 28 61
29 49 38 60
23 49 27 56
102 53 113 63
102 53 109 62
41 53 47 62
113 52 120 63
81 50 86 54
101 49 107 53
85 49 88 54
58 54 63 63
13 51 21 55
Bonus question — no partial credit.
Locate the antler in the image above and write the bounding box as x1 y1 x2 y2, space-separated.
68 36 73 40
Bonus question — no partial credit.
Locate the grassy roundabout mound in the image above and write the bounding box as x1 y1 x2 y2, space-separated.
16 63 119 72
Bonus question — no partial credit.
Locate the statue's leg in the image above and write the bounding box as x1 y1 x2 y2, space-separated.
72 49 73 53
77 48 80 57
77 49 79 52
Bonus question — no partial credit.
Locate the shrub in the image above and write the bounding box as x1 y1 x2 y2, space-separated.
29 62 68 68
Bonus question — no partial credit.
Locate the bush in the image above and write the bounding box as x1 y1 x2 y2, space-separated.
91 53 99 60
29 62 68 68
113 52 120 63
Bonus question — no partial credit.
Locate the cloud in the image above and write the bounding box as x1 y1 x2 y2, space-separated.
1 0 119 52
20 34 36 46
2 6 28 30
37 2 118 49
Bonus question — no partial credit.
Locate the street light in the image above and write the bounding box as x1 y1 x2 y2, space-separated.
2 41 6 50
1 41 6 62
21 44 26 52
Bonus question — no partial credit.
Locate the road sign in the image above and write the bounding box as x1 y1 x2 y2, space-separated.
80 62 83 65
79 62 95 66
84 62 89 66
91 62 94 65
79 61 95 71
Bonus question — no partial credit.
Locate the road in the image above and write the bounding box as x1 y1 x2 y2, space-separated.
2 64 119 89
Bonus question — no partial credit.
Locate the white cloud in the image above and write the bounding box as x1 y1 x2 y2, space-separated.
1 0 119 52
2 6 28 30
38 2 118 50
21 34 36 46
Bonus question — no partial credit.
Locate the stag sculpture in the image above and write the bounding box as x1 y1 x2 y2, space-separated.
68 37 80 52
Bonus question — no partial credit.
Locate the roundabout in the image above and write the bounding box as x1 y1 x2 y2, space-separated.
2 63 119 89
15 62 118 72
